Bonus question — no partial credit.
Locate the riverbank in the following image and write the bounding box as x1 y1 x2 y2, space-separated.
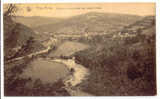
43 57 92 96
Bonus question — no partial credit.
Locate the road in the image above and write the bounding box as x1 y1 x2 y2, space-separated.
6 46 51 63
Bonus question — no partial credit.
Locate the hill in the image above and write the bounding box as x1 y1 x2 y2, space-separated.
72 15 156 95
34 12 143 34
120 16 155 34
14 16 63 29
4 16 45 60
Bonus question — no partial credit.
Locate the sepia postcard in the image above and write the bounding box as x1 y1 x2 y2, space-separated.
3 3 156 96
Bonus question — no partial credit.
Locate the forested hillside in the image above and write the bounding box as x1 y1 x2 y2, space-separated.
4 15 44 60
73 16 156 96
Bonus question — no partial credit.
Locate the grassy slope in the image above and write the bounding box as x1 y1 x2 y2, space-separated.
73 17 156 96
48 41 89 57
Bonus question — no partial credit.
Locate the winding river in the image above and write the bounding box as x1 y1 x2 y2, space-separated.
15 41 92 96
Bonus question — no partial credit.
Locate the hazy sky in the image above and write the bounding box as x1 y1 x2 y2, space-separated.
4 3 155 18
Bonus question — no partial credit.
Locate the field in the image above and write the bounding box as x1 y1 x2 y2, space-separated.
48 41 89 57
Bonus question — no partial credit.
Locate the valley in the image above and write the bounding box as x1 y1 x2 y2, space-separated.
4 11 156 96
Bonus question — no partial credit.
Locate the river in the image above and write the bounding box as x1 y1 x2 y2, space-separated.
51 58 92 96
16 41 92 96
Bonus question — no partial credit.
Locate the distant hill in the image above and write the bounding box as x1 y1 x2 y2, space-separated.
34 12 143 34
120 16 155 34
14 16 63 29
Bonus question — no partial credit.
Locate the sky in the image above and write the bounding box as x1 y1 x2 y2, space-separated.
4 3 156 18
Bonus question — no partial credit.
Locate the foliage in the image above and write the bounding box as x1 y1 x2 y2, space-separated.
4 4 18 17
74 31 156 96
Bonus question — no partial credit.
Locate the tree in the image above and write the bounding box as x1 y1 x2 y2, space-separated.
12 36 35 58
4 4 18 17
21 36 35 54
